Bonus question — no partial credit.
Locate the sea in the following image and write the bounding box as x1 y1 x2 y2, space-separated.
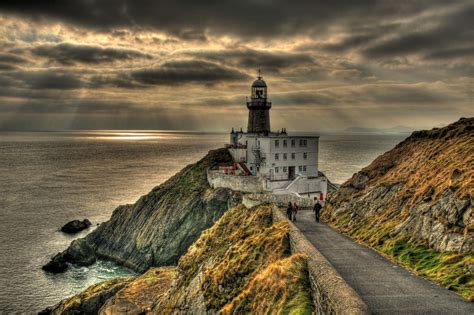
0 130 406 313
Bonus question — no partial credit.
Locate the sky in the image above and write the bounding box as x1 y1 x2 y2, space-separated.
0 1 472 132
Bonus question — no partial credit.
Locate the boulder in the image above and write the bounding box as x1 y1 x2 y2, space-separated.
42 239 96 273
61 219 92 234
41 253 68 273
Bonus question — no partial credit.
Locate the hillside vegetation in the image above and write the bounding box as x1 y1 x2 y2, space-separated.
154 204 313 314
323 117 474 299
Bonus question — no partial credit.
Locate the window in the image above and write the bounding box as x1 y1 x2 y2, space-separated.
258 140 260 146
303 166 307 172
283 140 287 147
250 166 253 171
298 166 302 172
275 140 279 147
257 166 260 172
283 166 287 172
299 139 303 146
275 153 279 160
283 153 287 160
303 152 307 159
291 139 296 147
275 167 279 173
303 139 307 147
291 153 295 160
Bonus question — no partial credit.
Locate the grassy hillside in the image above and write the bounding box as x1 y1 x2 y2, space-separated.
323 117 474 300
155 204 314 313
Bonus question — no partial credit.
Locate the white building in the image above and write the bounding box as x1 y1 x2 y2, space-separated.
225 74 327 201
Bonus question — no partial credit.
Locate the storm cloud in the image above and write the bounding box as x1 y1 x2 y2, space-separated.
32 43 153 64
130 60 250 86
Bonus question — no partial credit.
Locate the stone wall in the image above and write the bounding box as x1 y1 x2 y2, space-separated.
243 193 313 208
207 170 266 193
272 207 369 315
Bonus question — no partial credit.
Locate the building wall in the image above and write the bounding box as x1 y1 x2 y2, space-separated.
228 148 246 163
244 135 319 179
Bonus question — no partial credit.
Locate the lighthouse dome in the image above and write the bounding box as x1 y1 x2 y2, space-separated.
252 77 267 88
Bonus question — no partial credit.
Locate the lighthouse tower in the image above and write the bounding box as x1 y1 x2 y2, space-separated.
247 71 272 134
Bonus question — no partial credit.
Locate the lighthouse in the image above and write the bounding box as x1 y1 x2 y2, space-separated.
247 71 271 134
224 72 328 201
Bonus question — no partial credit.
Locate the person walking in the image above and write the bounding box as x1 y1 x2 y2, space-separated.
286 202 293 220
292 202 299 222
313 200 322 222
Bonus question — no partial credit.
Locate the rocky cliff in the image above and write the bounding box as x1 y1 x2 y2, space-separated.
323 117 474 299
44 148 240 273
44 204 314 314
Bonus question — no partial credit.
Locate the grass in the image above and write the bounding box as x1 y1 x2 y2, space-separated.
380 237 474 300
111 267 177 311
221 253 313 315
327 214 474 300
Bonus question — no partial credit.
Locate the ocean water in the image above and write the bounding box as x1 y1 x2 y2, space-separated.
0 131 406 312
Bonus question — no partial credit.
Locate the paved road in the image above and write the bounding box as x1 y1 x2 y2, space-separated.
293 210 474 314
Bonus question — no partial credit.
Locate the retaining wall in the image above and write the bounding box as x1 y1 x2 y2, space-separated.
207 170 266 193
272 207 370 315
243 193 313 208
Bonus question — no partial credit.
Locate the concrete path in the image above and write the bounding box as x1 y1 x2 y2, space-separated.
293 210 474 314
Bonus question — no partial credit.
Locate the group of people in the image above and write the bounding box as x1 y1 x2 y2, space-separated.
286 202 299 221
286 200 323 223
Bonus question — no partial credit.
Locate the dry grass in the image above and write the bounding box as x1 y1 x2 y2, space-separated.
110 267 176 311
159 204 314 313
221 253 313 315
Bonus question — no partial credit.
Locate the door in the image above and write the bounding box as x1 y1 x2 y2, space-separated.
288 166 295 179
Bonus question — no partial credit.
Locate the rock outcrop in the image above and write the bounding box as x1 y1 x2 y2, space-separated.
61 219 92 234
43 148 240 273
323 117 474 299
39 277 133 315
99 267 176 314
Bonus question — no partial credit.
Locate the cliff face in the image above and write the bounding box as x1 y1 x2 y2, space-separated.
46 148 240 272
323 117 473 299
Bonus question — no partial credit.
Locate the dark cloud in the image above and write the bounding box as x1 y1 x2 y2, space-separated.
187 49 314 73
0 64 19 71
32 43 153 65
424 46 474 60
0 1 448 38
320 34 377 52
272 91 336 106
363 4 474 59
0 99 137 114
0 53 28 64
10 70 84 90
130 60 249 86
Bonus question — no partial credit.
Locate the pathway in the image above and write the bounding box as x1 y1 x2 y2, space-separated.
293 210 474 314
